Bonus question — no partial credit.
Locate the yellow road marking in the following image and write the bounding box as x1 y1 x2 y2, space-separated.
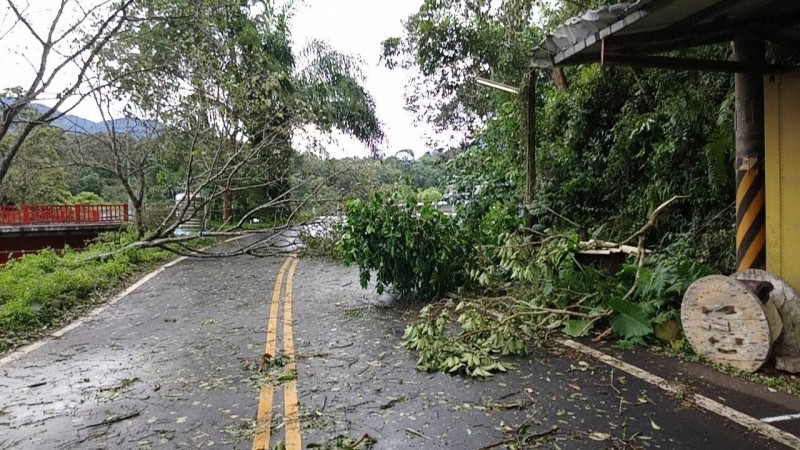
283 258 302 450
253 257 293 450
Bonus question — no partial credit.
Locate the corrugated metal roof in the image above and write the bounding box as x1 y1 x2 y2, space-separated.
533 2 644 67
533 0 800 69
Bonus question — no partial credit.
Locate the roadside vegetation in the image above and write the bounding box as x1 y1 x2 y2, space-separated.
0 232 173 353
329 0 800 385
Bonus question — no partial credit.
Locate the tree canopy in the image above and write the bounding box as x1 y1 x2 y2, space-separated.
381 0 743 271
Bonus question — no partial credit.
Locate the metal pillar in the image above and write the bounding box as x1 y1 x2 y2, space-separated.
733 35 766 270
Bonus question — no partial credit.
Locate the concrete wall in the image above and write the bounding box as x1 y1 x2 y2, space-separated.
0 224 122 263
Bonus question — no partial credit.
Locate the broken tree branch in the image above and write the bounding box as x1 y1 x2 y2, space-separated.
619 195 688 246
621 195 686 300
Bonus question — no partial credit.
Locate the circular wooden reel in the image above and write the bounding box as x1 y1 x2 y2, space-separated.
733 269 800 357
681 275 771 373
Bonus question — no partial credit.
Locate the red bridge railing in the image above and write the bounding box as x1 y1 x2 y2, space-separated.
0 204 129 225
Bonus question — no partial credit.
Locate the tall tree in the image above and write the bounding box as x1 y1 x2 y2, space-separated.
386 0 743 268
100 0 383 225
66 85 163 238
0 0 133 187
0 126 69 205
381 0 542 135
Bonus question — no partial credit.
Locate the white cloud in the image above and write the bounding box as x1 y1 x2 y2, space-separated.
289 0 432 159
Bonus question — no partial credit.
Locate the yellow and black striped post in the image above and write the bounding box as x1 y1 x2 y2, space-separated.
735 156 766 270
734 35 766 271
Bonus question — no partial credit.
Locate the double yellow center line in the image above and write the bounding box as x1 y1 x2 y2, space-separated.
253 257 302 450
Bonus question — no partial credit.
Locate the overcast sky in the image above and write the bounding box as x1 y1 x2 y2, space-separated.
0 0 431 159
291 0 429 158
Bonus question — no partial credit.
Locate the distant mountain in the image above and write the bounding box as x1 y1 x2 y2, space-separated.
19 103 158 138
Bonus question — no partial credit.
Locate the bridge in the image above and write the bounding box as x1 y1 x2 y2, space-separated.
0 204 129 263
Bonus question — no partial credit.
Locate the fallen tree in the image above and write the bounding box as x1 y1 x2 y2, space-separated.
362 194 712 377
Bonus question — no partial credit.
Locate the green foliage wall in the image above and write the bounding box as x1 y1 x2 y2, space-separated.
385 0 739 272
535 52 736 271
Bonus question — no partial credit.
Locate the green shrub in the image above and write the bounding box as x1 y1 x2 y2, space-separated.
99 255 131 279
338 192 472 300
0 235 174 351
416 187 443 204
61 191 106 205
20 248 60 274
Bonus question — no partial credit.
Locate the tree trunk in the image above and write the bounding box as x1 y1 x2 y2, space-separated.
551 67 568 91
133 200 145 239
525 72 536 207
223 187 233 224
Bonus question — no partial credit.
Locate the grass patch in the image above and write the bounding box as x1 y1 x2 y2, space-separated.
658 339 800 396
0 231 176 354
713 363 800 396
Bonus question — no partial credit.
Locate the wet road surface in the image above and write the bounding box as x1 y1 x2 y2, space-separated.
0 246 796 449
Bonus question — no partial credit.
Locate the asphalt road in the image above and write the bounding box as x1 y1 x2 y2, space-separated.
0 244 796 449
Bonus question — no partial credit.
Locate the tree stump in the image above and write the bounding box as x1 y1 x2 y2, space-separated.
681 275 771 373
733 269 800 357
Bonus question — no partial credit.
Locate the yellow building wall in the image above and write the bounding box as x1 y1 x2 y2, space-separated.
765 73 800 290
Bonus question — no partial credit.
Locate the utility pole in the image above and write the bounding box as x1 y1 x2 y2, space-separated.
733 34 766 271
525 71 536 211
474 74 536 223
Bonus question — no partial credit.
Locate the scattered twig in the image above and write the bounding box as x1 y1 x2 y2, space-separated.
98 377 140 392
477 439 513 450
257 353 273 373
478 425 558 450
329 342 354 349
485 400 531 411
379 396 407 410
498 391 520 400
593 327 613 342
609 369 621 395
522 426 559 444
404 428 431 440
80 410 142 429
346 433 376 449
296 352 330 360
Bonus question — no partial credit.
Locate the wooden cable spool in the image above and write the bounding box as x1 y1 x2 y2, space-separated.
733 269 800 357
681 275 773 373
